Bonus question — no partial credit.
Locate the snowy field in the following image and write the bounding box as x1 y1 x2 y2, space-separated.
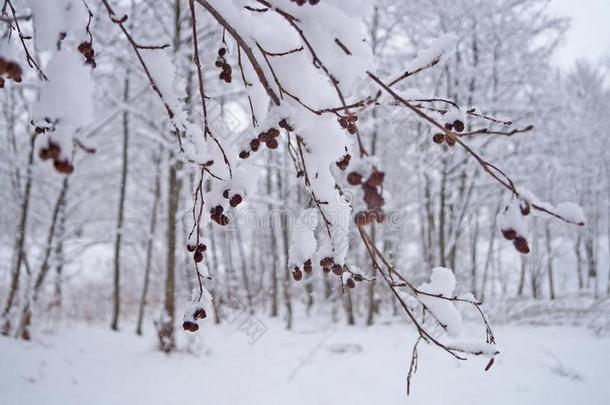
1 318 609 405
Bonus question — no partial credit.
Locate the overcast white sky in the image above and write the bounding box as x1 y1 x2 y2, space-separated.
547 0 610 68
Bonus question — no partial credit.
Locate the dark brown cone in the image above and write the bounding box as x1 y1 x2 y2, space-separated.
303 259 313 273
266 138 279 150
182 321 199 332
433 133 445 144
502 229 517 241
229 194 243 208
514 237 530 254
453 120 465 133
320 257 334 268
347 172 362 186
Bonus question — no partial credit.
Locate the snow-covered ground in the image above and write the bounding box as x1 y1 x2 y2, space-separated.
1 318 609 405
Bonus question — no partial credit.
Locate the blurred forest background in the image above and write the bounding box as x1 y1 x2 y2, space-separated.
1 0 609 344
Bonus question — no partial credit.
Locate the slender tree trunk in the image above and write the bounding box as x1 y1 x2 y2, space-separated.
438 161 448 267
364 8 382 326
207 220 222 323
344 288 355 325
481 200 501 301
50 203 66 311
545 224 555 300
159 153 181 352
111 74 130 332
267 154 279 317
278 154 293 329
517 255 527 296
605 159 610 296
235 231 254 314
136 157 161 336
2 134 35 336
575 233 584 290
158 0 183 353
17 176 69 340
470 214 479 297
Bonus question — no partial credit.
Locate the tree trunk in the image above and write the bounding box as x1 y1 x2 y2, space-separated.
17 176 69 340
344 288 355 326
235 231 254 314
517 255 527 296
545 224 555 300
278 154 292 329
159 153 181 352
470 214 479 297
575 233 584 290
267 154 279 318
111 74 130 332
2 134 35 336
50 202 66 311
158 0 183 353
136 156 161 336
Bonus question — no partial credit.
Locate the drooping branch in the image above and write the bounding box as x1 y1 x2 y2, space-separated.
367 71 585 227
193 0 281 106
2 0 47 80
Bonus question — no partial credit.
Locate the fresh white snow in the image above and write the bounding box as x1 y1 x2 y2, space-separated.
1 319 608 405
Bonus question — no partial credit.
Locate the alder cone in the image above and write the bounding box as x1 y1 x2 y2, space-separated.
453 119 465 133
54 160 74 174
250 138 260 152
196 243 207 253
353 274 364 282
194 308 207 320
229 194 243 208
48 142 61 160
182 321 199 332
345 278 356 289
502 228 517 241
367 171 385 187
193 252 204 263
186 244 196 252
239 150 250 159
331 263 343 276
336 154 351 170
513 237 530 254
446 136 456 147
347 172 362 186
39 148 51 161
292 268 303 281
266 138 279 150
278 118 293 131
303 259 313 273
215 214 229 226
354 210 371 227
320 257 334 268
363 189 384 210
433 133 445 144
210 205 224 216
223 189 230 199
